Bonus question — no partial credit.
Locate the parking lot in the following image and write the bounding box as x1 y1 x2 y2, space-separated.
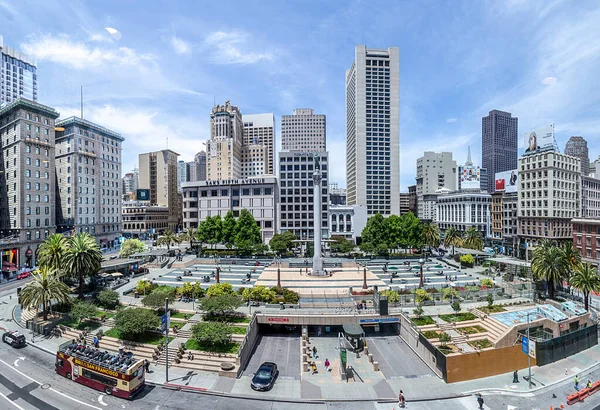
243 333 301 379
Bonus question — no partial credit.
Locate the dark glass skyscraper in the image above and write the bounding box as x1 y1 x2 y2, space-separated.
565 136 589 176
481 110 518 193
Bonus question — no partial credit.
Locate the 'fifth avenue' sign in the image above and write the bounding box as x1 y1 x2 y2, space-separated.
205 178 265 186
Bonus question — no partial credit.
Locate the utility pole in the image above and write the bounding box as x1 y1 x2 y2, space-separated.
527 312 531 389
165 297 170 383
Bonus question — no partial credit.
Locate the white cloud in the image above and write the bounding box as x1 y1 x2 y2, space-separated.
105 27 122 41
446 118 457 123
170 35 191 54
541 76 557 85
21 34 154 70
204 30 274 65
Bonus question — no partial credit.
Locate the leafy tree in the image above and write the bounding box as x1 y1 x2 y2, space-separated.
199 294 242 317
438 332 451 347
270 287 300 304
441 287 458 300
191 322 232 346
119 238 146 258
569 263 600 311
114 308 160 339
204 215 223 248
37 234 67 275
413 305 424 317
234 209 262 254
360 213 390 255
450 301 461 314
269 231 297 254
136 280 156 295
463 227 483 251
177 282 195 298
64 233 103 299
415 288 431 304
70 301 98 324
486 293 494 307
242 286 277 303
401 212 424 251
97 289 120 310
422 222 441 259
480 278 494 288
329 235 355 254
531 240 569 299
206 283 236 297
221 210 238 249
157 230 177 251
20 267 72 320
460 254 475 267
142 291 174 309
385 214 403 251
380 289 399 303
444 227 463 256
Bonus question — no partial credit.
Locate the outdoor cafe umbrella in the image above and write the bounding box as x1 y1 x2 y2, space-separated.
111 272 123 277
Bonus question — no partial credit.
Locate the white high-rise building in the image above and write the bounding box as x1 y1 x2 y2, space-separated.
281 109 326 152
0 36 37 105
345 45 400 216
243 113 275 176
177 160 187 191
416 152 457 221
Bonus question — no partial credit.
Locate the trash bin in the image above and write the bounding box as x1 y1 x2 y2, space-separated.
134 291 139 299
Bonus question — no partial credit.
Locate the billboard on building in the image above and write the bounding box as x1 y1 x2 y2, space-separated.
524 124 554 154
494 169 519 193
136 189 150 201
460 165 481 189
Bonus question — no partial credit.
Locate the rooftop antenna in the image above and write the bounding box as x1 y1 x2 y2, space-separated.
80 85 84 119
466 145 473 166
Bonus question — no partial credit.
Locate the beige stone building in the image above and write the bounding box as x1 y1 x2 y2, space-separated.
207 102 244 181
243 113 275 176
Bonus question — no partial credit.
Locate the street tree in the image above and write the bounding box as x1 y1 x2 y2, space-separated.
400 212 424 252
19 267 72 320
70 301 98 325
206 283 236 297
199 294 243 317
64 233 103 299
329 235 355 254
450 301 461 314
422 222 441 258
360 213 390 255
191 322 232 346
234 209 262 254
114 308 160 339
97 289 120 310
142 291 174 309
569 263 600 311
119 238 146 258
37 234 67 275
463 227 483 251
269 231 297 255
221 210 238 249
444 227 463 256
531 240 569 300
157 230 177 251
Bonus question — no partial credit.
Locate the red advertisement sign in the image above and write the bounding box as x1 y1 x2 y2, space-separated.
267 317 289 323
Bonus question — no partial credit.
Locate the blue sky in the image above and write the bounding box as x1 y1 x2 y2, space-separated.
1 0 599 190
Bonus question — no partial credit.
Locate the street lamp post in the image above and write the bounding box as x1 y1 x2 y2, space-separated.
418 258 425 288
190 281 196 311
526 312 532 389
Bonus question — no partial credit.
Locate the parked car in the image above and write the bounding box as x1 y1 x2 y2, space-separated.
251 362 279 391
2 331 26 348
17 271 32 280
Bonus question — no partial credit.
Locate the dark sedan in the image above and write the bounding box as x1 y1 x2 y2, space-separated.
250 362 279 391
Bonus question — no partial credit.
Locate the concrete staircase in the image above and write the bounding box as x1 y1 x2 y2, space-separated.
155 338 238 377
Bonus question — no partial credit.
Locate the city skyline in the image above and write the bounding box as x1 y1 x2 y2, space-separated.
1 1 599 190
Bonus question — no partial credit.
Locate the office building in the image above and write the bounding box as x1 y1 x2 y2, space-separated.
241 143 268 177
457 146 488 192
55 117 123 248
408 185 417 215
518 152 580 259
572 219 600 264
0 99 58 271
207 101 243 181
482 110 518 193
121 201 169 240
329 184 346 206
416 152 457 221
281 108 326 152
138 149 179 231
581 175 600 219
565 136 589 176
0 36 37 105
243 113 275 176
399 192 410 215
346 45 400 216
122 168 138 197
278 152 329 240
436 191 491 237
181 177 278 243
329 204 367 243
187 151 206 182
177 160 187 192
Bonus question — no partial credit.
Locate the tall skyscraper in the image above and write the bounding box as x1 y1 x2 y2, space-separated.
207 101 243 181
565 136 589 176
195 151 207 181
0 36 37 105
0 99 58 269
346 45 400 216
243 113 275 176
55 116 123 247
138 149 179 231
281 108 326 152
177 160 187 191
481 110 518 193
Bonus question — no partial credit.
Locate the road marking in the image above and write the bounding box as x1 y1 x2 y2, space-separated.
0 391 26 410
0 359 101 410
13 357 25 368
98 394 108 406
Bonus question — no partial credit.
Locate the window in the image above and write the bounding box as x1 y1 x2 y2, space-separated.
81 369 118 387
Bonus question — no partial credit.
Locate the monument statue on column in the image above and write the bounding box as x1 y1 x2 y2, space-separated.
312 152 324 276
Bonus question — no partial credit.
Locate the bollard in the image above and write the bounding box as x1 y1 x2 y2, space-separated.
303 362 309 372
364 347 369 356
302 340 307 348
303 354 308 363
373 361 379 371
368 354 374 363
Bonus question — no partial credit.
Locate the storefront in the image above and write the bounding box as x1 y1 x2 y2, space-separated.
1 249 19 280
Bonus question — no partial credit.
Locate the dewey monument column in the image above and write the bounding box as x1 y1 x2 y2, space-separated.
312 152 324 276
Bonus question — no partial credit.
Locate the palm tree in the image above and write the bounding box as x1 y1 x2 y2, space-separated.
37 234 67 275
20 266 71 320
561 241 582 278
463 227 484 251
444 227 463 256
179 228 196 246
422 222 441 261
531 240 569 300
569 263 600 311
64 233 103 299
157 230 177 251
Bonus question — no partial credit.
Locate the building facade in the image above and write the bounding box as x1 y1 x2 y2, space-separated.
0 36 37 105
436 192 491 238
207 102 243 181
241 143 268 177
281 108 326 152
187 151 206 182
408 184 417 215
581 175 600 219
55 117 123 248
572 219 600 265
399 192 410 215
345 45 400 216
565 136 589 176
491 192 503 243
122 168 138 197
121 201 169 240
502 193 518 256
181 177 278 243
329 204 367 243
518 152 580 258
278 152 329 240
0 99 58 271
138 149 179 232
243 113 275 176
482 110 518 193
177 160 187 192
329 184 346 206
416 152 457 220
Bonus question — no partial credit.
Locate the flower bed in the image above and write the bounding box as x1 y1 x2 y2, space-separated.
411 316 435 326
457 325 487 335
422 330 446 339
468 338 493 350
479 305 507 314
439 312 477 323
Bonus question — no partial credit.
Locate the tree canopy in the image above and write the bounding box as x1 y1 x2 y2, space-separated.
97 289 120 310
269 231 298 254
359 212 424 255
329 235 355 254
191 322 232 346
119 238 146 258
64 233 103 299
199 294 243 317
114 308 160 339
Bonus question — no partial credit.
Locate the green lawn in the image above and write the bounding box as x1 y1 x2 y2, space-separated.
411 316 435 326
170 312 191 319
468 339 493 349
439 312 477 323
94 311 115 320
204 315 250 323
228 326 247 335
457 325 487 335
104 328 174 345
184 338 240 354
421 330 444 339
479 305 507 314
61 318 102 331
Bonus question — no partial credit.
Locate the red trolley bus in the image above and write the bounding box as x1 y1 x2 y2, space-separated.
55 341 145 399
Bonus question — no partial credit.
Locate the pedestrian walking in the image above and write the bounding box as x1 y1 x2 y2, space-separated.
324 358 330 372
311 362 318 374
575 375 580 391
144 359 150 373
93 336 99 348
513 369 519 383
398 390 406 408
587 380 593 389
476 393 484 409
312 346 318 359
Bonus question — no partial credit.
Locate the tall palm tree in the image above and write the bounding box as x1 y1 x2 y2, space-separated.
561 241 582 278
531 240 568 300
444 227 463 256
64 233 103 299
463 227 484 251
569 263 600 311
20 266 71 320
179 228 196 246
422 222 441 261
157 230 176 251
37 234 67 275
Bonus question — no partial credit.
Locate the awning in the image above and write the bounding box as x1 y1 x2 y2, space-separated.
99 273 111 278
342 324 364 337
111 272 123 277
